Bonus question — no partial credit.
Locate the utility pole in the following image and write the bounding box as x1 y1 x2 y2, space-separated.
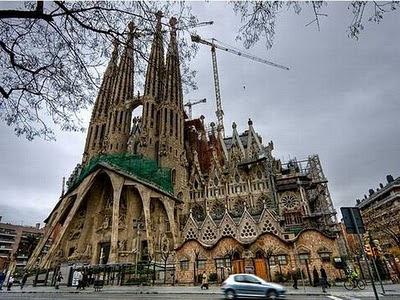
342 207 379 300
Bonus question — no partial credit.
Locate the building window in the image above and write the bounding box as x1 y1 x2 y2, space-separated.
172 169 176 184
277 255 287 265
180 260 189 270
225 258 232 268
319 252 331 262
215 258 224 268
197 260 206 269
299 253 310 264
268 256 276 266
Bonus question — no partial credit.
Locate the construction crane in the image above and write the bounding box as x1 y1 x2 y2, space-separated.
184 98 207 119
191 34 289 137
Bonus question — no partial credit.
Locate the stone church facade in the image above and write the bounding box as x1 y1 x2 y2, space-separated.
27 12 342 283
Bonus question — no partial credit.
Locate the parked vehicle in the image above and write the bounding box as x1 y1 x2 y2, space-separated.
221 274 286 299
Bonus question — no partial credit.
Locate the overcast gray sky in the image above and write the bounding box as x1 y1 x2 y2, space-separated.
1 1 399 226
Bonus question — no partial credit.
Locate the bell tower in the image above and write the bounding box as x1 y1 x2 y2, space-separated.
82 40 119 165
105 22 135 154
140 11 165 159
158 17 187 197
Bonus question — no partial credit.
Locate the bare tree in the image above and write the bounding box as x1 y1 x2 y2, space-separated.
231 1 399 50
0 1 200 140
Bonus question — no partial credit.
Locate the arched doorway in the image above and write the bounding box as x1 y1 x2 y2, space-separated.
232 251 244 274
254 250 268 280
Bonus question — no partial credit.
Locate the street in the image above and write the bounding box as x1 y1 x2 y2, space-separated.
0 293 398 300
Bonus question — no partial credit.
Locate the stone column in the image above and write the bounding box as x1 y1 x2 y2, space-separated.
108 173 125 264
40 172 98 268
136 186 154 259
161 197 177 248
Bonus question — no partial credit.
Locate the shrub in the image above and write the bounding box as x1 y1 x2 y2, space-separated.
209 273 218 282
274 271 285 282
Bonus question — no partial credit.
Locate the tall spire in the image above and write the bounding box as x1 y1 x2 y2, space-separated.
82 39 119 165
144 10 165 101
139 11 166 160
163 17 183 107
105 22 136 154
112 22 135 105
157 17 187 198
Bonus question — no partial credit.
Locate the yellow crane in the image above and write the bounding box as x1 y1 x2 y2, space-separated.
191 34 289 137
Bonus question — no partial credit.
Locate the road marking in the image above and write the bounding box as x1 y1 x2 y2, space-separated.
327 296 343 300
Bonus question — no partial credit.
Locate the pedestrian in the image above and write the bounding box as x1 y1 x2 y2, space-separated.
200 271 208 290
291 268 298 289
7 275 14 291
76 270 83 290
55 271 63 289
313 266 319 287
0 271 6 290
320 266 331 288
20 272 29 290
82 270 88 289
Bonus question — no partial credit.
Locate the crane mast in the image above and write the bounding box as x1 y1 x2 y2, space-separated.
191 34 289 138
211 44 225 136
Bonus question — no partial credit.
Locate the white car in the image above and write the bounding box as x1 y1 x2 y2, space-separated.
221 274 286 299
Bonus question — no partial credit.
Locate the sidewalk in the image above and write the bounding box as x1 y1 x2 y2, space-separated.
2 283 400 297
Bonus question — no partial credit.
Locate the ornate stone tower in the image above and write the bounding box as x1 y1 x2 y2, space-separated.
140 11 165 159
158 17 187 198
82 40 119 165
105 22 135 154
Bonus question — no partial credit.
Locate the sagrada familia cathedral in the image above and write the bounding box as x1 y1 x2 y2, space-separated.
27 12 343 283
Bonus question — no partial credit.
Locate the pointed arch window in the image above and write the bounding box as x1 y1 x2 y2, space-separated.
172 169 176 184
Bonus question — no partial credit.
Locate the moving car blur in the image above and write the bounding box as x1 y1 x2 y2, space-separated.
221 274 286 299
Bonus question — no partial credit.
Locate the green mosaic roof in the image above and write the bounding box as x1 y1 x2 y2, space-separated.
72 154 173 194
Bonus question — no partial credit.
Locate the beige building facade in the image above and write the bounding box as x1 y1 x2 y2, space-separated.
27 12 343 284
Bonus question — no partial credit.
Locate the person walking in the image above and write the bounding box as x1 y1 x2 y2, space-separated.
20 272 28 290
291 268 298 289
76 270 83 290
320 266 331 288
200 271 208 290
55 271 63 289
0 271 6 290
82 270 88 290
313 266 319 287
7 275 14 291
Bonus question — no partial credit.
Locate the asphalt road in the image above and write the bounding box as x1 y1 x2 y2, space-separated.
0 294 397 300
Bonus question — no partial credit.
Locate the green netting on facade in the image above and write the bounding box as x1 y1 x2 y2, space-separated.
72 154 173 194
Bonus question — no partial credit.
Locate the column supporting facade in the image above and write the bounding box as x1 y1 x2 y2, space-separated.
108 173 125 264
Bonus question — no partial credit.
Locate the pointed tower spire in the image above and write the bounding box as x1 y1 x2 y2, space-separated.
82 39 119 165
157 17 187 198
144 10 165 100
105 22 135 154
139 11 166 159
163 17 183 107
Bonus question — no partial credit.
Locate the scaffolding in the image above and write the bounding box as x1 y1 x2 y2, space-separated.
69 154 173 194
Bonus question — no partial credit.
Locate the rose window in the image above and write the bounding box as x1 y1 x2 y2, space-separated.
281 195 298 209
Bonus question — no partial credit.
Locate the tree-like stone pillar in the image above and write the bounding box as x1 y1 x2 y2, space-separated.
137 187 154 258
161 197 177 248
108 173 125 264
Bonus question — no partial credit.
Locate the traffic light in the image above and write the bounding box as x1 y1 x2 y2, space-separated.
364 244 373 257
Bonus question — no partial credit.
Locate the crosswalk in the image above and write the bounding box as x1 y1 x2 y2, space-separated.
327 295 364 300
